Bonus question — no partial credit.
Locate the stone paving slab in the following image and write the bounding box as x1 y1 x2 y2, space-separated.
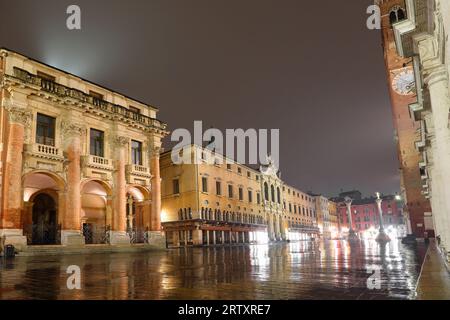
415 240 450 300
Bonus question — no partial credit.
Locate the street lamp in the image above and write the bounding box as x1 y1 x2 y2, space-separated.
344 197 358 241
375 192 390 242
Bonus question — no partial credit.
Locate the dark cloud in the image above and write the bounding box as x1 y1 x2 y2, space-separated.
0 0 399 197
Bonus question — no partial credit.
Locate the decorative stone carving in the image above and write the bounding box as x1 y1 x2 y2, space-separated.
259 155 279 177
114 136 130 147
61 121 85 137
5 106 32 126
149 145 162 157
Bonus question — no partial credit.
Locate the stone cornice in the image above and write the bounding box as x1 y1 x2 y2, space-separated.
7 67 169 137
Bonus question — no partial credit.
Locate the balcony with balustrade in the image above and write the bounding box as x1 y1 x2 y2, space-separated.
126 164 152 186
23 143 65 173
81 155 114 181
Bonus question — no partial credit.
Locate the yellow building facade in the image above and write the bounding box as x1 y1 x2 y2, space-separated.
160 145 319 247
327 200 339 239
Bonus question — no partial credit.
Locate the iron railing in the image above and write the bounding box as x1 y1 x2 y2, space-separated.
23 223 61 245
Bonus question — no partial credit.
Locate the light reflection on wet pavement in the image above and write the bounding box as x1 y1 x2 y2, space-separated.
0 240 427 300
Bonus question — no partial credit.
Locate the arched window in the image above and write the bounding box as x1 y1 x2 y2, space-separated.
389 6 406 25
271 185 275 202
264 182 269 201
277 187 281 204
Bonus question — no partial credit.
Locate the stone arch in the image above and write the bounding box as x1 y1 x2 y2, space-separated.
22 171 65 244
22 170 65 202
126 185 150 243
80 179 112 244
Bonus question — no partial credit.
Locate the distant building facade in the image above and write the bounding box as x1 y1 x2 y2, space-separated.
0 49 168 252
337 195 404 237
160 145 319 247
311 194 331 239
327 200 339 239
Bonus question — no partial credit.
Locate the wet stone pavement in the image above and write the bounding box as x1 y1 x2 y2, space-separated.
0 240 427 300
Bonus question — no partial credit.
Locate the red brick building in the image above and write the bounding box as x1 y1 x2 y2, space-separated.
336 195 404 236
378 0 432 237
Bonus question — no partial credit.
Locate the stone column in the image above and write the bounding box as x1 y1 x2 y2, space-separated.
145 143 166 248
60 122 85 246
110 136 130 245
150 150 161 231
344 197 358 241
0 106 31 251
425 67 450 253
375 192 390 242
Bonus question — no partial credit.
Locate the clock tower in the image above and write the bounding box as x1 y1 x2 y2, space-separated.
378 0 432 238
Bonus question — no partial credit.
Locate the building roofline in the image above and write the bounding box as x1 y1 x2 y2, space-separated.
161 144 314 197
0 47 159 111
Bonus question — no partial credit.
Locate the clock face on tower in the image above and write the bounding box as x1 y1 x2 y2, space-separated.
392 68 416 96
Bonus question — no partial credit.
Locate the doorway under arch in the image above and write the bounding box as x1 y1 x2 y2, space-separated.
81 180 111 244
23 171 64 245
31 193 58 245
127 186 149 243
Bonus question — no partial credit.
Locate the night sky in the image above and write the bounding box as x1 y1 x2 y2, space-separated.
0 0 399 198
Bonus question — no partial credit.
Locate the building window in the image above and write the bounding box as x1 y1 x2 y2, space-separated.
202 177 208 193
90 128 104 157
131 140 142 165
257 193 261 204
271 185 275 202
256 175 259 181
289 203 292 213
37 71 56 82
129 106 141 114
36 113 56 146
264 183 269 201
228 185 233 198
89 91 104 107
227 164 232 170
389 6 406 25
237 167 242 174
239 187 243 201
173 179 180 195
216 181 221 196
248 190 253 203
247 171 251 178
277 187 281 204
